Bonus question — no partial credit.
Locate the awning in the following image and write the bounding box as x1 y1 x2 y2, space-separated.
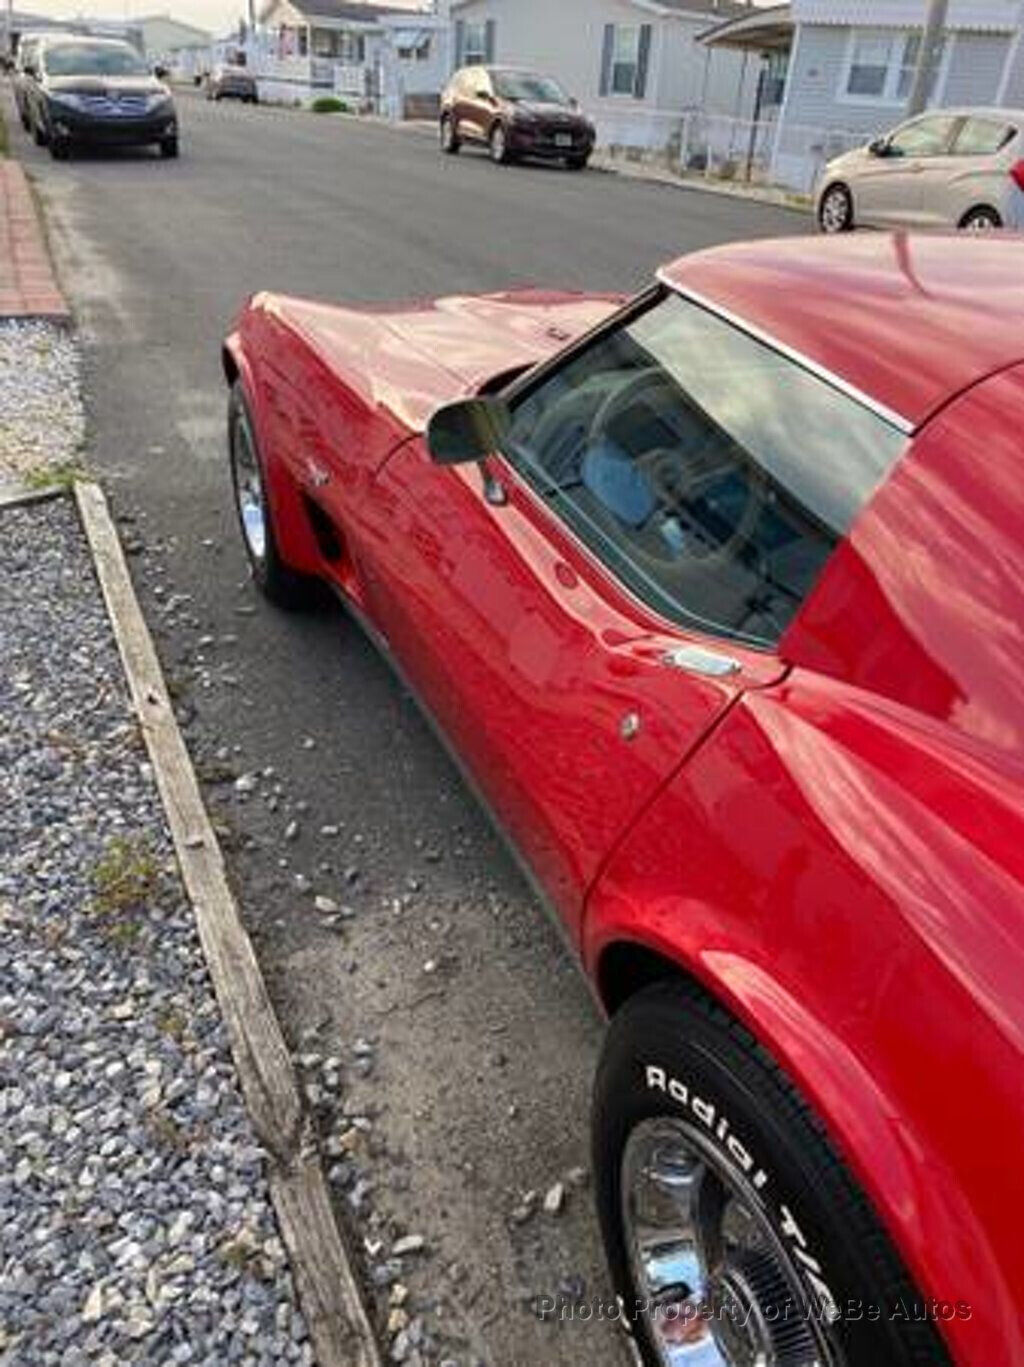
701 4 793 52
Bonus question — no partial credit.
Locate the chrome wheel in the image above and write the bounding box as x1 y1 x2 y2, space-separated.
490 124 507 163
232 408 267 564
622 1118 841 1367
818 186 851 234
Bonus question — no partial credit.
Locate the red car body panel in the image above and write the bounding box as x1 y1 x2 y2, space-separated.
226 237 1024 1365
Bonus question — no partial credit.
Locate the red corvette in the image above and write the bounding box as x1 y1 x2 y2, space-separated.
224 234 1024 1367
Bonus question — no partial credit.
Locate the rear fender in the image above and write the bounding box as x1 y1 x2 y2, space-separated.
584 680 1024 1366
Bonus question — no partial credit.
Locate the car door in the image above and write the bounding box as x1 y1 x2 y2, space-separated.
359 292 888 941
460 66 492 143
856 114 959 225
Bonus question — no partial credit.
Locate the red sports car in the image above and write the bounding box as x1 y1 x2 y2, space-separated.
224 234 1024 1367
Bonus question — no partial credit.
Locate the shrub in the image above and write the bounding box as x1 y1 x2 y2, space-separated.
311 96 349 115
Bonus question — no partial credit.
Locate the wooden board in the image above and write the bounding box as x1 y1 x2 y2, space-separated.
75 480 381 1367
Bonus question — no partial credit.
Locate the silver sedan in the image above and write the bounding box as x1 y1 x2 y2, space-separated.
816 107 1024 232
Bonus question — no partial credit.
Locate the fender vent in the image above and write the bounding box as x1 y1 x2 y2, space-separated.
302 495 343 564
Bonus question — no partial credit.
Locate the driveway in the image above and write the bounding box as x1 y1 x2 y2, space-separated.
8 86 806 1367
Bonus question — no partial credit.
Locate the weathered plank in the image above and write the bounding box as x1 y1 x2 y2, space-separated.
75 479 382 1367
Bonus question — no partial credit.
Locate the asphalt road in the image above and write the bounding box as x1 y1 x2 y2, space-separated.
9 87 806 1367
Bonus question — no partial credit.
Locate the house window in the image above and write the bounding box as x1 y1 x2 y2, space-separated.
843 28 946 104
464 21 488 65
397 32 431 61
611 25 640 94
600 22 651 99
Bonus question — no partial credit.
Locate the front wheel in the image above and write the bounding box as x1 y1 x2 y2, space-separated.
818 182 853 233
228 382 314 609
160 136 179 159
489 122 510 164
32 114 48 147
593 982 954 1367
49 138 71 161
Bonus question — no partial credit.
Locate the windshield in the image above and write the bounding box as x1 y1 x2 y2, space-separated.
492 72 569 104
43 43 149 78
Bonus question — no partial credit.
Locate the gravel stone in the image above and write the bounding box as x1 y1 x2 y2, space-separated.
0 322 84 482
0 500 309 1365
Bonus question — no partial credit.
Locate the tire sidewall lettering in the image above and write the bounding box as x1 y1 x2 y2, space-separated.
643 1060 841 1323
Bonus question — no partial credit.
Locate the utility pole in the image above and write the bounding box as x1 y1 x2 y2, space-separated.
906 0 948 116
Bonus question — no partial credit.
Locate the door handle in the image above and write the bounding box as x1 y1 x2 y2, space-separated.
662 645 741 678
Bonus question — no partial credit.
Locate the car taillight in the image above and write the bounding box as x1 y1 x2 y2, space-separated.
1010 159 1024 192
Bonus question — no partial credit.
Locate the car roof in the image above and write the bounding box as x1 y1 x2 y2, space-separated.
662 233 1024 430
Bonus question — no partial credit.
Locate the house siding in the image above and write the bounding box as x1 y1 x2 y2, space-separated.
942 31 1010 105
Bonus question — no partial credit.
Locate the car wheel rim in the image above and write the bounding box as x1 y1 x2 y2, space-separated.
492 128 505 160
965 213 996 232
621 1118 842 1367
821 191 847 232
232 410 267 563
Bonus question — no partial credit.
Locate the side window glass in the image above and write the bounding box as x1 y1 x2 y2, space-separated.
502 295 906 648
888 115 958 157
954 118 1015 156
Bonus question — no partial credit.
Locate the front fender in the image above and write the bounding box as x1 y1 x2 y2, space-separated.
584 677 1024 1366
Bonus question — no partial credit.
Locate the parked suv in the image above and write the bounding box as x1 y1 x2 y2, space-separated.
817 106 1024 232
24 37 179 160
440 65 594 169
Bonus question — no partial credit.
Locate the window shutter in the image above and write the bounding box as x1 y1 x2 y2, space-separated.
485 19 496 62
599 23 614 96
454 18 465 68
636 24 652 98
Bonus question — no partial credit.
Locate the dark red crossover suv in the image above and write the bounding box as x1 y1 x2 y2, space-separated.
440 65 595 169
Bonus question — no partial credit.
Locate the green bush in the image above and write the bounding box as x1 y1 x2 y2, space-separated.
311 96 349 115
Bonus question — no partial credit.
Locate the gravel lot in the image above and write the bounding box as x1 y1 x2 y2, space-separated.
0 321 83 484
0 498 309 1367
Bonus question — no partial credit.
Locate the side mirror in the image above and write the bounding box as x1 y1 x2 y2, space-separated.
868 136 890 157
427 396 511 467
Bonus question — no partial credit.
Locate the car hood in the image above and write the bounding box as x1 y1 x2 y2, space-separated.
46 74 167 97
258 288 624 434
509 100 587 121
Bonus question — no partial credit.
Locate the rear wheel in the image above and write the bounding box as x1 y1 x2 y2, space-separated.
959 204 1001 231
228 382 314 609
19 105 30 132
440 114 460 154
818 182 854 233
593 982 955 1367
489 122 510 164
567 153 589 171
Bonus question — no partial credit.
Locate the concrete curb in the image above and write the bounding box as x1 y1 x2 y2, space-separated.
73 478 384 1367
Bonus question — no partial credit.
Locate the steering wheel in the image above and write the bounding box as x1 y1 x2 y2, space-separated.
587 366 665 445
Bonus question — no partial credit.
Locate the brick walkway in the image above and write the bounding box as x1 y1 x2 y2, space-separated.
0 160 68 319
